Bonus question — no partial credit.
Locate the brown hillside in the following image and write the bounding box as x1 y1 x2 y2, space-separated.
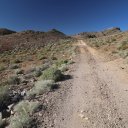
0 29 68 53
76 27 121 39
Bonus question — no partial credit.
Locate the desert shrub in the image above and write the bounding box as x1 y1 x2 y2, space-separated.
51 56 57 60
0 64 6 72
13 59 22 64
117 41 128 50
55 60 68 67
37 54 47 60
25 67 36 74
119 50 128 58
8 75 20 85
111 38 116 42
68 60 75 64
15 69 24 75
34 68 42 77
9 64 20 69
10 101 40 128
40 67 63 82
40 63 49 71
0 85 9 104
59 64 68 72
24 74 34 79
27 80 55 98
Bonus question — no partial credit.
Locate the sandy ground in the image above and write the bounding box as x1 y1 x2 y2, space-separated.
53 40 128 128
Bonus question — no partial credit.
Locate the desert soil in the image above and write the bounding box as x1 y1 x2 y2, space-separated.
40 40 128 128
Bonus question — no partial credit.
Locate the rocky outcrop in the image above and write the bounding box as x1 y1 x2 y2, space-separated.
76 27 121 39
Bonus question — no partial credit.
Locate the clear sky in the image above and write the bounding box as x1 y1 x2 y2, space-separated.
0 0 128 34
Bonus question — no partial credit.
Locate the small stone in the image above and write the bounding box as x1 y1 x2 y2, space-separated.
39 112 43 117
79 113 85 118
80 110 85 113
84 117 88 120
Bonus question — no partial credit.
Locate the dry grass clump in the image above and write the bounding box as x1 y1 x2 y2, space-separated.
9 100 40 128
27 80 55 98
0 64 6 72
0 84 10 104
8 75 20 85
40 67 63 82
58 64 68 72
117 40 128 50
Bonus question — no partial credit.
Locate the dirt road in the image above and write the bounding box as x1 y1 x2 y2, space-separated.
55 40 128 128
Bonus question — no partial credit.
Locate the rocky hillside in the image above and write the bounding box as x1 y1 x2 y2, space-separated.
0 28 16 36
0 29 68 53
76 27 121 39
0 27 76 127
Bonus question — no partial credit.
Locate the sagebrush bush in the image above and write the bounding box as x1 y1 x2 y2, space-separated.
27 80 55 98
15 69 24 75
40 67 63 82
9 64 19 69
10 101 40 128
117 41 128 50
0 85 9 104
40 63 49 71
34 68 42 77
59 64 68 72
8 75 20 85
119 50 128 58
67 60 74 64
37 54 47 60
25 67 36 74
55 60 68 67
0 64 6 72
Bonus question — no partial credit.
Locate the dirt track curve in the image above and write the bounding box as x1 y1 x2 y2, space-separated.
54 40 128 128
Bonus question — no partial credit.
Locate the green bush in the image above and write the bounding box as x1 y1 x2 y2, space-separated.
59 64 68 72
10 101 40 128
40 67 63 82
37 54 47 60
55 60 68 67
117 41 128 50
0 64 6 72
8 75 20 85
68 60 75 64
119 50 128 58
0 85 9 104
27 80 55 98
34 68 42 77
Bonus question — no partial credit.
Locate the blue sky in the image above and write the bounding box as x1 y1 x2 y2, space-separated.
0 0 128 34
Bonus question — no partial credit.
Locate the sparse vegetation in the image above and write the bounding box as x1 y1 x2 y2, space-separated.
10 101 40 128
34 68 42 77
9 64 20 69
15 69 24 75
0 64 6 72
117 40 128 50
27 80 55 98
13 59 22 64
8 75 20 85
40 67 63 82
0 29 75 128
59 64 68 72
0 84 9 104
